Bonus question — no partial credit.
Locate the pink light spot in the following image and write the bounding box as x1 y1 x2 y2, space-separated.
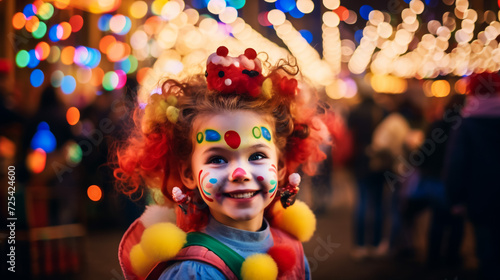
257 176 264 181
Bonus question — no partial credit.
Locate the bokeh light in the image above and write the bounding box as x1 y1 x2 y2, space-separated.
359 5 374 20
103 71 119 91
61 46 75 65
299 29 313 44
27 148 46 174
37 3 54 20
12 12 26 30
66 107 80 125
431 80 450 97
30 69 44 87
61 75 77 94
98 14 113 31
27 49 40 68
276 0 296 13
69 15 84 32
66 142 82 165
130 1 148 19
51 70 65 87
32 21 47 39
323 0 340 10
87 185 102 202
25 16 40 33
31 122 56 153
16 50 30 68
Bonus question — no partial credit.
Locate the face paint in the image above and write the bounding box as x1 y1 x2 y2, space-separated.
224 130 241 149
268 164 278 198
189 111 280 230
198 170 214 202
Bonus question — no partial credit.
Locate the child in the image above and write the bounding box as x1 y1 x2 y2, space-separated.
114 46 334 280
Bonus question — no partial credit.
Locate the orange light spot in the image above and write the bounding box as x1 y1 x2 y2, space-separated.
61 46 75 65
99 35 117 54
66 107 80 125
107 42 128 62
25 16 40 33
27 148 46 174
90 67 105 87
35 41 51 61
87 185 102 201
334 6 349 21
137 67 151 85
12 12 26 30
54 0 70 9
144 16 163 35
33 0 44 9
69 15 84 32
0 137 16 158
59 22 72 40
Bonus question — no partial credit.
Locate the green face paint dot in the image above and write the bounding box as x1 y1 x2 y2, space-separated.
252 126 261 139
196 132 204 144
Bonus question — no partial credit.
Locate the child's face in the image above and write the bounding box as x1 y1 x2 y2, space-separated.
186 110 280 230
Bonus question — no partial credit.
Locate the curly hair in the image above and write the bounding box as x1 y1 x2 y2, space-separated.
113 60 333 231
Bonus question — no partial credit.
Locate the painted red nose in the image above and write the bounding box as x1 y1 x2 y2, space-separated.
231 168 247 181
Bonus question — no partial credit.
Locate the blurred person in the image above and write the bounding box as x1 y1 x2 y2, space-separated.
404 94 466 268
444 72 500 280
347 91 387 259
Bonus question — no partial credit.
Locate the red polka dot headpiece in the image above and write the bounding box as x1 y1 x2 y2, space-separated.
205 46 265 98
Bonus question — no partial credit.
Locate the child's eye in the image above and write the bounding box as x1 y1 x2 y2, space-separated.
207 156 227 164
249 152 267 161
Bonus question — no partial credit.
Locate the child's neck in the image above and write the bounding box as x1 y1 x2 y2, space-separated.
210 212 264 232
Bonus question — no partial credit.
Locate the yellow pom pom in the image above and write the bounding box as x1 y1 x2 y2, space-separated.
166 95 178 106
129 244 156 277
166 106 179 123
140 222 187 261
241 253 278 280
262 78 273 100
272 200 316 242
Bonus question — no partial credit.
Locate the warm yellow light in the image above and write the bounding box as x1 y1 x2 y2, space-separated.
323 0 340 10
208 0 226 15
297 0 314 14
219 7 238 23
161 1 181 20
431 80 450 97
323 11 340 27
129 1 148 19
268 9 286 26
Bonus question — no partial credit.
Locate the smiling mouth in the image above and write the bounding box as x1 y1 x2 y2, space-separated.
224 191 260 199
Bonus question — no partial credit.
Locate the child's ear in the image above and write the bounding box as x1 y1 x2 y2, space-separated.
180 162 197 190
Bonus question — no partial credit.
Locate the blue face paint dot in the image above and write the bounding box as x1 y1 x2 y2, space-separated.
205 129 221 142
209 178 217 184
261 127 271 141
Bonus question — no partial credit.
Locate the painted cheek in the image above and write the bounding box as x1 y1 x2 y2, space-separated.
198 170 214 202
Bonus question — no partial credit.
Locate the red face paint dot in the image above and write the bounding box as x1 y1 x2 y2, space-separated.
257 176 264 181
224 130 241 149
